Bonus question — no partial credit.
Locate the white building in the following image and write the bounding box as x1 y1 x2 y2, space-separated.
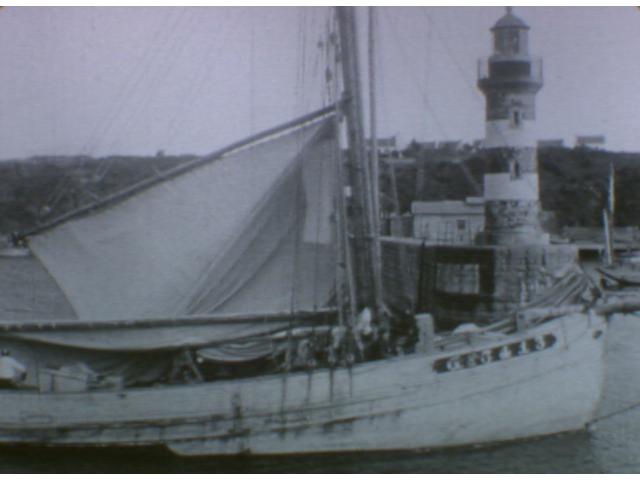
411 197 485 245
575 135 605 149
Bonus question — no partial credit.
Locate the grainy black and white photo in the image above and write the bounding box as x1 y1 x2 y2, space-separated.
0 5 639 474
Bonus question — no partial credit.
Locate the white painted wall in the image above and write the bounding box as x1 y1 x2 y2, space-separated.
484 119 537 148
484 173 539 201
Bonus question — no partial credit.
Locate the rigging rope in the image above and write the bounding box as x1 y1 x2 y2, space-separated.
420 8 483 109
419 8 519 149
380 8 449 140
81 8 184 156
39 8 191 219
162 9 247 150
104 8 197 155
290 7 314 314
311 8 339 311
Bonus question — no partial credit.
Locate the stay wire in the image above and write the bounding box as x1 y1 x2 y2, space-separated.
420 7 515 149
91 8 197 195
39 8 185 217
162 9 248 151
420 8 482 109
104 8 197 155
289 7 308 315
83 8 185 155
380 8 449 140
310 8 335 310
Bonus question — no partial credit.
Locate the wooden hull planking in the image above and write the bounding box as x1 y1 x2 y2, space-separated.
0 312 606 455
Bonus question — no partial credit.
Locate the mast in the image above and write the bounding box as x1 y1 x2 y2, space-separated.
604 163 615 266
367 7 386 308
335 6 383 315
368 7 381 227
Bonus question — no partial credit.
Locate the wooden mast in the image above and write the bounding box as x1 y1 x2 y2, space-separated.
367 6 385 309
368 7 381 228
603 162 615 266
335 6 383 315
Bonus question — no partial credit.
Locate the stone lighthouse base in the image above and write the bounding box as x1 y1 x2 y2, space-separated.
420 244 583 331
477 197 550 246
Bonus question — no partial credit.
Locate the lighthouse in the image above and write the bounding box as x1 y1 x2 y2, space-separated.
419 7 582 331
477 7 548 245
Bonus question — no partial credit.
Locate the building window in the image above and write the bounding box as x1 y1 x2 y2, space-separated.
456 220 467 230
509 160 521 180
512 110 521 126
495 29 520 55
436 263 480 294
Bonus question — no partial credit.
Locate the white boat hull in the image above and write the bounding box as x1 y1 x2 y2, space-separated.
0 312 606 456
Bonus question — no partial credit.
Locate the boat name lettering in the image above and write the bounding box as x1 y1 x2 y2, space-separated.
434 334 556 374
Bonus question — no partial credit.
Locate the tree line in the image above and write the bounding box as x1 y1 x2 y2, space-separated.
1 147 639 240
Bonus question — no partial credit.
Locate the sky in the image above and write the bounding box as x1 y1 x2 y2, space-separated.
0 5 639 160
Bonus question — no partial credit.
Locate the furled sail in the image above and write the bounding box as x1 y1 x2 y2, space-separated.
30 111 339 322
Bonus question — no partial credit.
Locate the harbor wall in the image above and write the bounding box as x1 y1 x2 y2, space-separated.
421 244 579 330
380 238 585 331
380 237 424 316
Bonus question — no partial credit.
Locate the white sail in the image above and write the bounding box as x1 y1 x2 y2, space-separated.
30 115 339 321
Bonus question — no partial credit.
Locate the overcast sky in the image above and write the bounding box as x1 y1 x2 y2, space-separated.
0 6 639 160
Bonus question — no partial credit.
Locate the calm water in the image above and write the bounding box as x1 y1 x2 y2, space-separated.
1 316 639 473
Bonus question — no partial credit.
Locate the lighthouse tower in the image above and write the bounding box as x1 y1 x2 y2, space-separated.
420 7 581 330
477 7 548 245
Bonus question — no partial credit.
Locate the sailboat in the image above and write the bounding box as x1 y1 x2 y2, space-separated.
596 164 640 288
0 7 614 455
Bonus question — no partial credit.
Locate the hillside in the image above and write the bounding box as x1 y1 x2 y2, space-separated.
0 147 639 241
392 145 640 228
0 155 194 238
